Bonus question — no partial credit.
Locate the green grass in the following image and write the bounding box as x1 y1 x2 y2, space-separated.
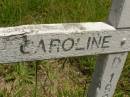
0 0 111 26
0 0 130 97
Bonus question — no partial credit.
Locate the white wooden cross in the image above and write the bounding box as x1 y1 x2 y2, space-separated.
0 0 129 97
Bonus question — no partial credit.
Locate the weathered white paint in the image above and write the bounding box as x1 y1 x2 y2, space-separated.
88 0 129 97
0 22 130 63
87 53 128 97
0 22 115 36
108 0 130 28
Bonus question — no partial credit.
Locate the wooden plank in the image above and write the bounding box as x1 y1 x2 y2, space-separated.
87 53 128 97
88 0 129 97
108 0 130 28
0 22 130 63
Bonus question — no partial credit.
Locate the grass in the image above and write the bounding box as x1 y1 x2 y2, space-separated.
0 0 130 97
0 0 111 26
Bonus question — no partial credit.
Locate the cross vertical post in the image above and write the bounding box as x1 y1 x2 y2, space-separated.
87 0 130 97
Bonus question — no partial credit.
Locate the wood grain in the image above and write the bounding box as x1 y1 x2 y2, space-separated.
0 22 130 63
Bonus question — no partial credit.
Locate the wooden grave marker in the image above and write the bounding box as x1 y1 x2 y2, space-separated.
0 0 130 97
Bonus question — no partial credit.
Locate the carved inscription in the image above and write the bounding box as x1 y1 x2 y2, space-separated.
102 56 122 97
19 35 112 54
39 40 46 52
49 39 61 53
62 38 74 51
20 35 33 54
